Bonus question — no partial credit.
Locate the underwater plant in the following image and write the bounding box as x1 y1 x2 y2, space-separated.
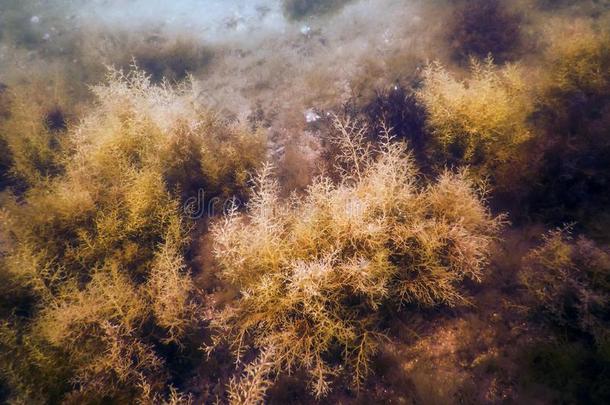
521 227 610 343
0 89 70 187
363 84 428 168
447 0 524 64
518 225 610 402
416 57 533 185
525 25 610 228
0 68 266 403
124 37 214 83
0 85 13 189
211 116 503 400
1 0 609 403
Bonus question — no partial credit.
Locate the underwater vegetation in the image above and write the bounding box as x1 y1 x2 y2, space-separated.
0 68 265 403
416 56 533 185
0 0 610 403
446 0 524 64
518 227 610 404
521 227 610 342
363 84 428 168
117 36 214 83
211 117 502 400
526 27 610 229
0 87 70 188
415 21 610 229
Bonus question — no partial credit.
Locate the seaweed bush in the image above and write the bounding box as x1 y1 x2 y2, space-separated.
80 67 265 200
76 30 215 85
211 117 503 401
0 135 12 191
0 68 266 402
526 27 610 228
126 37 214 83
363 84 428 168
447 0 524 64
416 57 533 185
521 227 610 343
0 89 69 187
520 227 610 404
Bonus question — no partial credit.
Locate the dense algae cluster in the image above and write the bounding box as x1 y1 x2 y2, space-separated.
1 0 610 404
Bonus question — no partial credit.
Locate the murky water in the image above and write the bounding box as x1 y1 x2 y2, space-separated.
0 0 424 118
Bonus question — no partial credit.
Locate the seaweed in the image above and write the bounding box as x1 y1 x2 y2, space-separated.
447 0 523 64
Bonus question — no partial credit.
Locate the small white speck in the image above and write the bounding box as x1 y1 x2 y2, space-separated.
43 33 51 40
304 109 320 123
300 25 311 36
30 15 40 24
